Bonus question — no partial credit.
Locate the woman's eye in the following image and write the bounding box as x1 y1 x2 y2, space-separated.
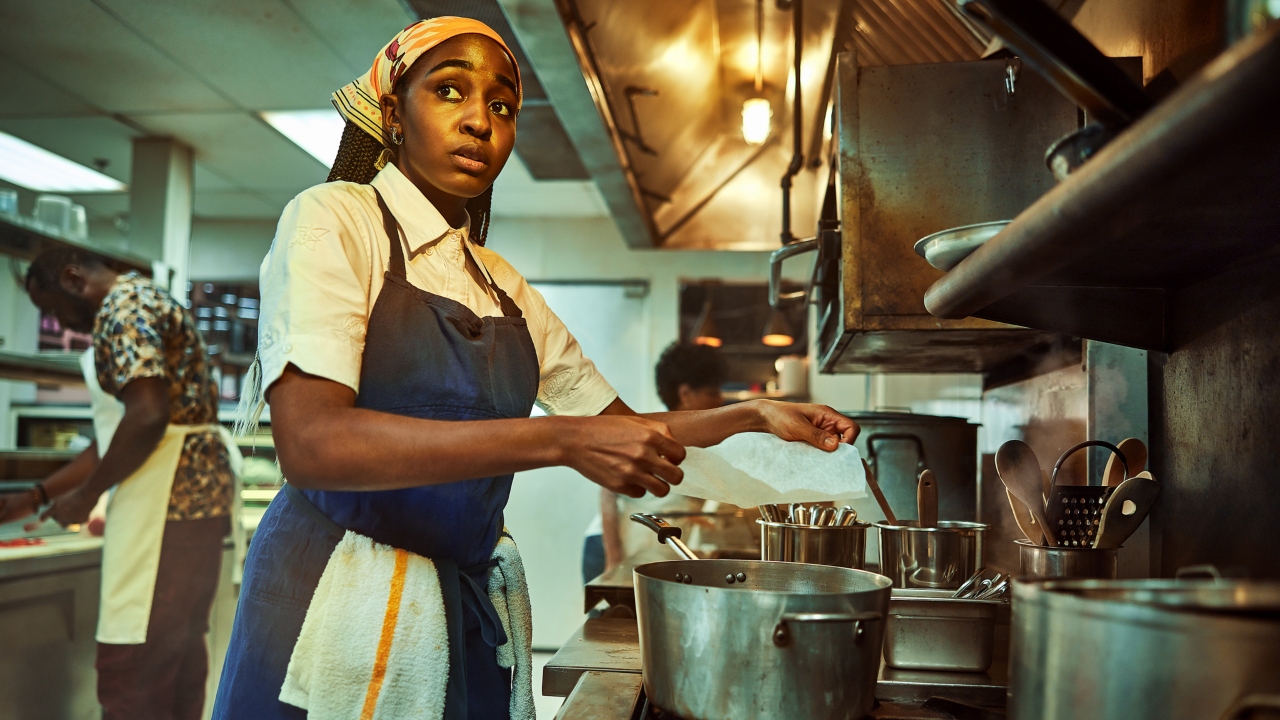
490 100 511 117
437 85 462 101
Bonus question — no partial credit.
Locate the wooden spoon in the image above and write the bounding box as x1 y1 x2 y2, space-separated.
996 440 1058 546
1094 475 1160 549
1006 489 1043 544
1103 437 1147 487
917 469 938 527
862 459 898 524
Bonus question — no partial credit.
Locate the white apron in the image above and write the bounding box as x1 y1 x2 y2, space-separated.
81 350 245 645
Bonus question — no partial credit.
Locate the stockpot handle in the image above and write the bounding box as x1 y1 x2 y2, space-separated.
865 433 929 474
1217 694 1280 720
1052 440 1125 486
1175 564 1223 580
773 611 882 647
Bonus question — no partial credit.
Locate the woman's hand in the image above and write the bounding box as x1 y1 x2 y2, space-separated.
755 400 860 451
0 491 38 525
556 415 687 499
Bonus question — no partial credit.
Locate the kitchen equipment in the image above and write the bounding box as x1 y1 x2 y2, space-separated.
1103 437 1148 487
1045 441 1127 547
1093 475 1160 549
630 514 892 720
916 469 938 528
1017 539 1118 580
861 459 897 524
1045 123 1121 182
0 188 17 216
33 194 74 235
995 440 1058 546
875 521 986 590
1009 577 1280 720
884 588 1002 672
913 221 1011 271
759 519 870 569
851 413 980 523
1005 489 1043 544
66 203 87 241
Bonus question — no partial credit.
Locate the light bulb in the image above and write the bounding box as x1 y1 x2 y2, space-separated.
741 98 772 145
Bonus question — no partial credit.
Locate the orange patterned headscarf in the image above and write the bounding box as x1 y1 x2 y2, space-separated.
331 17 522 146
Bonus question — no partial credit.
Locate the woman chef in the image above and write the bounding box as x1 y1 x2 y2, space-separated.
212 17 858 719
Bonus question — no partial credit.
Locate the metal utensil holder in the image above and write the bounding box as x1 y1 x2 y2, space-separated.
875 521 986 589
1017 539 1118 580
758 520 869 569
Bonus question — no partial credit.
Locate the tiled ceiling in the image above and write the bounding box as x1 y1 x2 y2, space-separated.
0 0 604 223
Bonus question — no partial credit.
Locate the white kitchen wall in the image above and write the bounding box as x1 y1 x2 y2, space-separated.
0 265 39 448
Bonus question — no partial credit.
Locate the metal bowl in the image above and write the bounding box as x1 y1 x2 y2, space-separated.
913 221 1011 271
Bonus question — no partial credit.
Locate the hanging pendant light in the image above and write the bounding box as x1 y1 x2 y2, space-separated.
742 0 772 146
761 306 795 347
694 298 722 347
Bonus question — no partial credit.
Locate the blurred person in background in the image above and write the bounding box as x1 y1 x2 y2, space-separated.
0 248 238 720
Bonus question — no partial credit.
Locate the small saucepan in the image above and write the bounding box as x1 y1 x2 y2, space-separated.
629 513 891 720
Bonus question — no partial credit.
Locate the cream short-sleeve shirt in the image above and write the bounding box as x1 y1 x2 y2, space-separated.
256 164 618 416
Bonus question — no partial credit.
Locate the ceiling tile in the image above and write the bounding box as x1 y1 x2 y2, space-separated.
97 0 355 111
0 0 234 113
134 111 328 193
193 163 239 192
0 56 97 119
287 0 417 75
0 116 139 185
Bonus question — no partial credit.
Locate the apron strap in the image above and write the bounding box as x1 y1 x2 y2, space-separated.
372 189 407 280
282 483 345 540
370 187 522 319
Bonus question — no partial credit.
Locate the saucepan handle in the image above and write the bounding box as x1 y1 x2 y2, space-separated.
1175 564 1223 580
773 610 882 647
629 513 699 560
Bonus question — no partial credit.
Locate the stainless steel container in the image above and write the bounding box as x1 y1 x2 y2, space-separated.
1010 578 1280 720
634 559 891 720
875 521 985 589
1016 539 1118 580
884 589 1001 672
759 520 869 569
846 412 980 521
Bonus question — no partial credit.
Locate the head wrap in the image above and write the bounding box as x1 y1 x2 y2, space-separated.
331 17 523 146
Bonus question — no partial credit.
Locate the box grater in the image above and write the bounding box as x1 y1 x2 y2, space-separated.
1045 441 1128 547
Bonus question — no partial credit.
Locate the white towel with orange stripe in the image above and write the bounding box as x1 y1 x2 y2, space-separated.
279 531 449 720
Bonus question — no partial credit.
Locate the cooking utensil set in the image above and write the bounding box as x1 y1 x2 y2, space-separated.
758 503 859 527
996 438 1158 549
951 568 1011 600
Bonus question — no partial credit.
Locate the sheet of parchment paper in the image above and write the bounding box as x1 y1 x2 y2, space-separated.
668 432 868 507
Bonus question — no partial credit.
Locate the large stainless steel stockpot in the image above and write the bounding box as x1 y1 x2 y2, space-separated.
875 520 985 589
845 412 979 521
1010 578 1280 720
634 559 892 720
759 520 869 568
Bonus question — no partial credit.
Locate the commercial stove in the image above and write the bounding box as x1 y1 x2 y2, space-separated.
545 618 1008 720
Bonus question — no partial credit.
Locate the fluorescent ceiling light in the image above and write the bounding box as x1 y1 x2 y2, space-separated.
262 110 345 167
0 131 127 192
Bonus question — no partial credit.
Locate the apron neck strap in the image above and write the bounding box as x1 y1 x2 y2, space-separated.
371 188 523 319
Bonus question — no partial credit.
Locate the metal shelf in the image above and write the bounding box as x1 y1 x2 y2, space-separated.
923 26 1280 352
0 351 84 386
0 211 152 275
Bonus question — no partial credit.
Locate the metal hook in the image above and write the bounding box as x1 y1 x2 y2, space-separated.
1005 57 1022 95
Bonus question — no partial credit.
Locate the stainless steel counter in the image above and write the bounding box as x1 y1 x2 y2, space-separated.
544 617 1008 712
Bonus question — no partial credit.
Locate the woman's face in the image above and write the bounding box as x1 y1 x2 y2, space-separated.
382 34 518 203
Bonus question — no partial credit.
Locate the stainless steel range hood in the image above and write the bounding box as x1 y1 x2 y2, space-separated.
538 0 987 249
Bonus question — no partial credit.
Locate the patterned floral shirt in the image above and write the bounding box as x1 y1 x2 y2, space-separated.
93 272 233 521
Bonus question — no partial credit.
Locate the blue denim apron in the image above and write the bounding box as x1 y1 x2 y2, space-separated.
213 191 539 720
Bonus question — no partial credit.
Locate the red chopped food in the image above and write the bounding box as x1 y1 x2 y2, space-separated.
0 537 46 547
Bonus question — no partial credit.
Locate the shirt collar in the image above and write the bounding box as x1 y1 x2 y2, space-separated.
370 163 470 253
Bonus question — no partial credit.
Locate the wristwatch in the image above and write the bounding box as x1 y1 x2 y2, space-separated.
28 483 50 507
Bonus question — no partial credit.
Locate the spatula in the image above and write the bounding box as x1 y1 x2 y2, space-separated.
1094 475 1160 549
917 469 938 527
996 440 1058 546
1104 438 1148 487
1006 489 1043 544
862 459 898 524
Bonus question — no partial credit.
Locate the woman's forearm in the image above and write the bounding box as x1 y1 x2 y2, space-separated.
601 397 764 448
